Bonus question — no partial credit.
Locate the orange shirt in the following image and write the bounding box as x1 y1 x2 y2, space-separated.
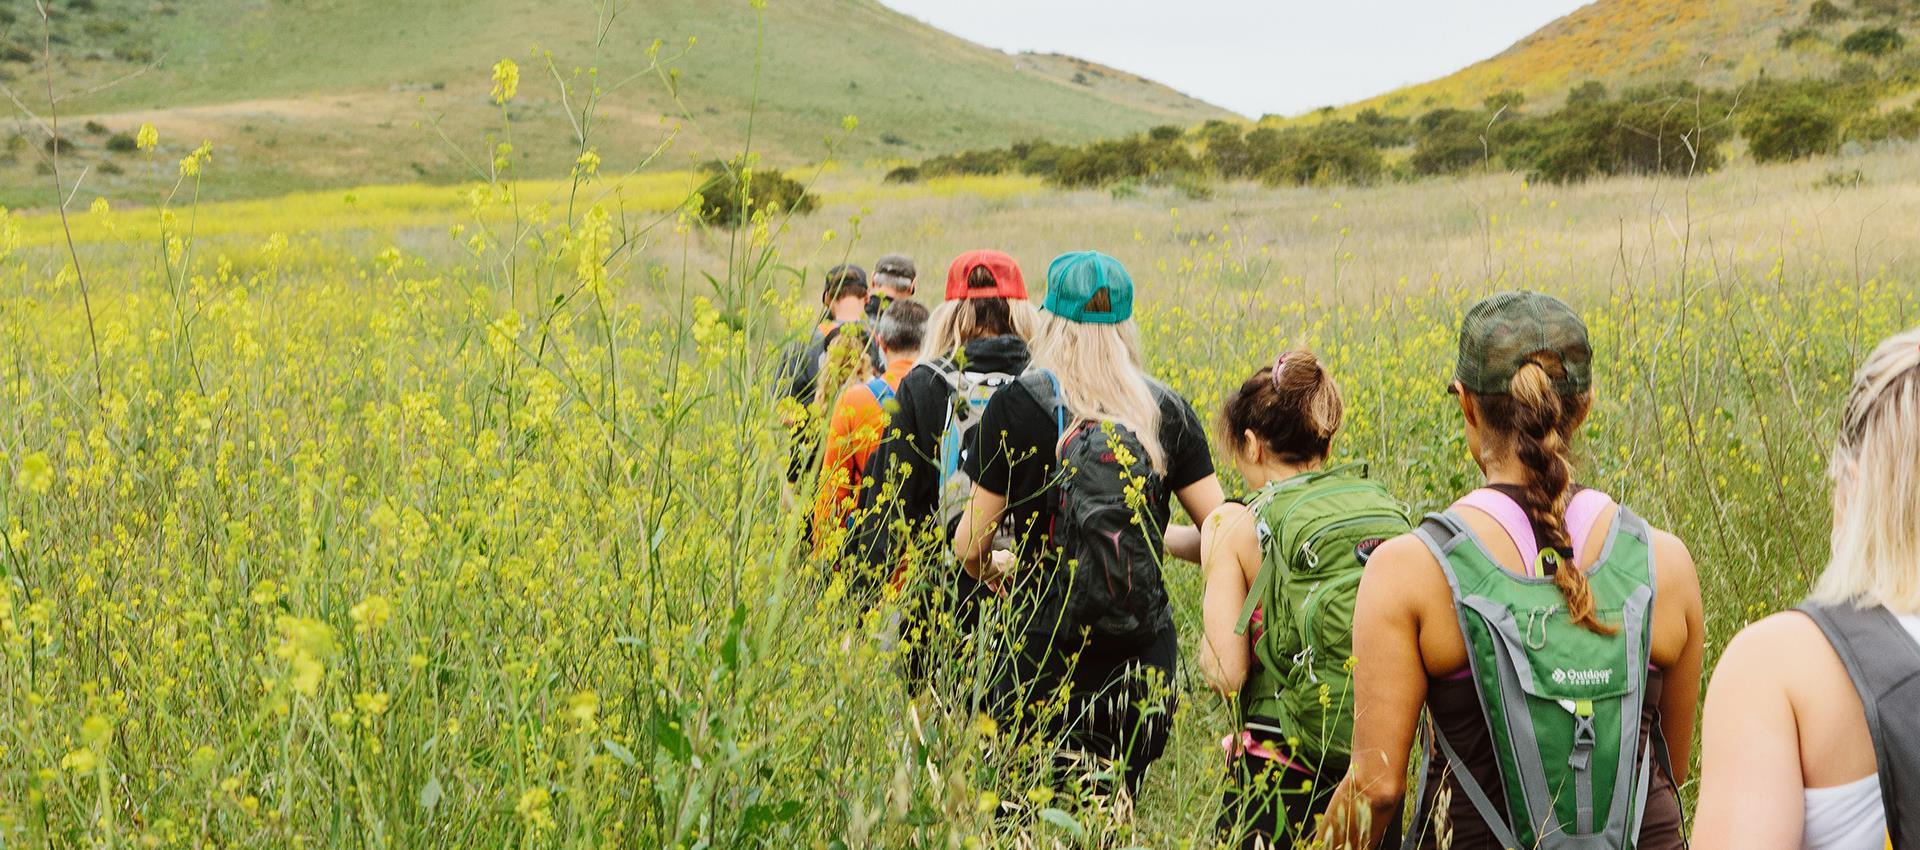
812 356 916 546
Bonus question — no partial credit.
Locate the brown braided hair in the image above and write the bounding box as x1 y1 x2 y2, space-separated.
1474 352 1614 635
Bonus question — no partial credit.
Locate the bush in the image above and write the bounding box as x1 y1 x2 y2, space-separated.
1 40 34 64
1199 121 1254 178
99 160 124 175
1842 106 1920 143
106 132 138 152
1807 0 1848 24
1410 110 1488 175
1261 124 1383 186
882 165 920 184
1841 26 1905 56
1817 167 1866 189
84 120 109 136
693 160 817 227
1566 81 1609 107
1743 95 1840 162
1779 26 1822 49
44 134 75 155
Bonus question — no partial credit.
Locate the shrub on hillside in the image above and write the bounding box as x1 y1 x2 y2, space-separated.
1525 95 1726 183
1260 123 1383 186
1566 81 1610 107
1053 132 1196 187
106 132 137 152
1352 108 1415 147
1410 110 1489 175
883 165 920 184
1779 26 1822 49
1841 25 1906 56
1199 120 1254 178
694 160 816 227
1743 95 1840 162
1842 106 1920 144
1807 0 1848 24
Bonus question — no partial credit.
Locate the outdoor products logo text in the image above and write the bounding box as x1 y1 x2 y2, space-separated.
1552 668 1612 687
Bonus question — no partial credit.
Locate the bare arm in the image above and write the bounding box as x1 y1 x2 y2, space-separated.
1318 535 1434 849
1691 616 1808 850
1651 531 1704 784
1165 474 1226 563
952 484 1009 580
1199 503 1257 698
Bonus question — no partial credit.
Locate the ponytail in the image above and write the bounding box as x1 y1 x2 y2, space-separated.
1487 354 1614 635
1219 349 1345 463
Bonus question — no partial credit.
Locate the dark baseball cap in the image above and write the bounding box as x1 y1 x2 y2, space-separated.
873 253 917 290
823 264 868 299
1452 291 1593 396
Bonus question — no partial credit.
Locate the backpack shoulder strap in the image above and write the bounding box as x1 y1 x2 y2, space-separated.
1797 601 1920 847
1234 485 1286 635
865 376 895 406
1016 369 1068 440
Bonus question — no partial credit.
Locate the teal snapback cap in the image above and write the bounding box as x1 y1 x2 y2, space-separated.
1043 251 1134 325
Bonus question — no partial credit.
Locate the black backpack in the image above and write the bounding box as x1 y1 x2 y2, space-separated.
1020 370 1170 641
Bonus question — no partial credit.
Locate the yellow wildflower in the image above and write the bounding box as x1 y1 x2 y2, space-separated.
491 59 520 104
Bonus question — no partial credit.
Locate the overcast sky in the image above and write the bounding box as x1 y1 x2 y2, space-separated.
877 0 1593 118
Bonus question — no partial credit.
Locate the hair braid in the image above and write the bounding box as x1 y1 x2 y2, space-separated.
1503 356 1615 635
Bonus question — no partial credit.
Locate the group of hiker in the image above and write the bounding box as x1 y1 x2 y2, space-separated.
775 250 1920 850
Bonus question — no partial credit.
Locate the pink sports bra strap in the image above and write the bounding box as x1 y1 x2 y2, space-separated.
1452 487 1616 577
1456 489 1540 575
1565 488 1617 560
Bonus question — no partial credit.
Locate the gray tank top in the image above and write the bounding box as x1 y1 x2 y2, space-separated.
1798 601 1920 849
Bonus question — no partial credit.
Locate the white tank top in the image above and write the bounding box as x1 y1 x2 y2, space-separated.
1801 613 1920 850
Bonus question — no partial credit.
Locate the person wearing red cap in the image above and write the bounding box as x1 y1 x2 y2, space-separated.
851 249 1037 683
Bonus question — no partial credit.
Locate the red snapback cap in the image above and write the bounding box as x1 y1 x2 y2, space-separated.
944 250 1028 301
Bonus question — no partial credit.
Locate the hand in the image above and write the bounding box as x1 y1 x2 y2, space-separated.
984 549 1016 595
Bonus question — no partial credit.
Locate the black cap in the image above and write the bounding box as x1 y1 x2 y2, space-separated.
824 264 868 299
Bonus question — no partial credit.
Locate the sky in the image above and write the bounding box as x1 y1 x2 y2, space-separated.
876 0 1593 118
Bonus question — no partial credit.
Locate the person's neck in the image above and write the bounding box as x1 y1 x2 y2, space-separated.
1479 454 1542 490
884 349 918 366
828 303 864 322
1248 458 1324 489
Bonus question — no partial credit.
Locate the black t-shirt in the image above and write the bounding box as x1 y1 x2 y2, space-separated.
962 376 1215 565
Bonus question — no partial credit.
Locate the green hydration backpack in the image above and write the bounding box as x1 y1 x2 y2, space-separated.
1404 503 1665 850
1233 465 1411 763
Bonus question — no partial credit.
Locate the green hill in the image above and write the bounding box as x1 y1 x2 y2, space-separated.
1344 0 1918 116
0 0 1231 206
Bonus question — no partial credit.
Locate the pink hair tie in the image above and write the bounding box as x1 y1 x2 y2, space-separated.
1271 352 1291 392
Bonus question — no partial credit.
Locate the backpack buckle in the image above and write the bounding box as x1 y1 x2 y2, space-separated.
1566 700 1597 771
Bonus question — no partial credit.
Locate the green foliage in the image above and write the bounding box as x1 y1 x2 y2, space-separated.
694 159 817 227
1410 110 1489 176
1779 26 1823 49
105 132 138 153
882 165 920 184
1053 132 1198 188
1840 25 1906 56
1743 95 1841 162
1843 106 1920 144
1260 123 1384 187
1807 0 1848 24
1566 81 1610 107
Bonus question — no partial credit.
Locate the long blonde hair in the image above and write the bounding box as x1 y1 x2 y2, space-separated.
1029 311 1166 472
1813 326 1920 612
921 296 1038 365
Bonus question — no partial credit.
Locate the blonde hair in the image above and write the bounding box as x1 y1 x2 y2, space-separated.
1029 312 1166 473
921 297 1038 365
1812 326 1920 612
813 325 877 408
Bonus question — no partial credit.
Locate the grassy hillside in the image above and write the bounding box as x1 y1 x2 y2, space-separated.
0 0 1230 206
1346 0 1918 115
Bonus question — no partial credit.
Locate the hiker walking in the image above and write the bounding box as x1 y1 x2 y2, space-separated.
1693 326 1920 850
1199 350 1410 848
1317 291 1705 850
868 253 918 318
776 264 884 500
854 250 1037 677
952 250 1224 797
812 300 930 569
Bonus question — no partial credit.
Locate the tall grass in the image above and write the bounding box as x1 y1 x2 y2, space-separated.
2 8 1918 849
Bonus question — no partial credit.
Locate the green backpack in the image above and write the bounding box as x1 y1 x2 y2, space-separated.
1403 506 1667 849
1233 465 1411 763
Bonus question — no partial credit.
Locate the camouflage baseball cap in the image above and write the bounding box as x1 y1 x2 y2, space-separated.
1453 291 1593 396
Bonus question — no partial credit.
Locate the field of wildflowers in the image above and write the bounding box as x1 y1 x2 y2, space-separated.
4 35 1920 849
